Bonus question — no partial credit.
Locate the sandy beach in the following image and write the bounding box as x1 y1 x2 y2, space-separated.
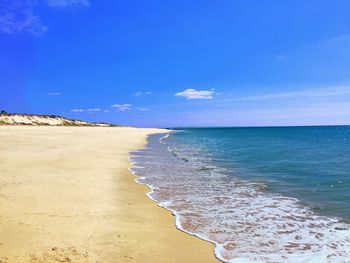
0 126 218 263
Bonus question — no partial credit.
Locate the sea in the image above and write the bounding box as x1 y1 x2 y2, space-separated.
130 126 350 263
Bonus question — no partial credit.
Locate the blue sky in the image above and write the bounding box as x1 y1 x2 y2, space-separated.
1 0 350 127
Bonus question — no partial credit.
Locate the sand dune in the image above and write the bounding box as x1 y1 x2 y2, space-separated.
0 113 113 127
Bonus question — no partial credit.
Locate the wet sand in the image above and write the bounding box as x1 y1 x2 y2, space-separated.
0 126 219 262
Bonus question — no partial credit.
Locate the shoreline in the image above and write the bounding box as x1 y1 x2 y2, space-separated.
0 126 218 262
129 133 225 262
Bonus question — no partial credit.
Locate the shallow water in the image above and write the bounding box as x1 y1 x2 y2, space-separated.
130 126 350 262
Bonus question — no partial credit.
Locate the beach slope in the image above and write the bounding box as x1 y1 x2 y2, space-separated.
0 126 218 263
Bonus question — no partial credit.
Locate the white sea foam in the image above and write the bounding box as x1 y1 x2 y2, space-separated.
130 134 350 263
160 133 171 142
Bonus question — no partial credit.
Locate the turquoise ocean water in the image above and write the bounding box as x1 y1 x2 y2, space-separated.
131 126 350 262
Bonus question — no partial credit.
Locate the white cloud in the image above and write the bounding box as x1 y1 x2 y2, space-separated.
71 108 84 112
47 92 61 96
111 104 132 111
134 91 152 96
175 88 215 100
137 107 149 111
71 107 101 113
0 0 47 35
86 108 101 112
47 0 90 8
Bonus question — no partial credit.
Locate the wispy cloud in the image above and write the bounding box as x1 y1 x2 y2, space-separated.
47 92 61 96
0 0 89 36
46 0 90 8
86 108 101 112
317 34 350 49
230 86 350 102
176 88 215 100
71 107 101 113
276 54 290 62
176 102 350 127
137 107 149 111
0 0 47 35
134 91 152 96
71 108 84 112
111 104 132 111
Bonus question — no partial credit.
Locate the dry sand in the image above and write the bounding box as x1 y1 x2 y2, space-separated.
0 126 219 263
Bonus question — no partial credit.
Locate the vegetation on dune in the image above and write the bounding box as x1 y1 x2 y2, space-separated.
0 112 120 127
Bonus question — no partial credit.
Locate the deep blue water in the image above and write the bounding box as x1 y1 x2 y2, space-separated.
168 126 350 221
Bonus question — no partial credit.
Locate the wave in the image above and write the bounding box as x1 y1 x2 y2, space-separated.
130 133 350 263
